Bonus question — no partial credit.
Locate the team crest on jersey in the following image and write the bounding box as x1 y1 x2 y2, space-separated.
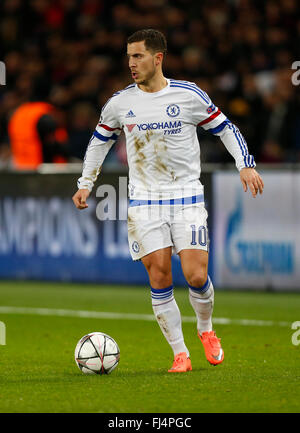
132 241 140 253
166 104 180 117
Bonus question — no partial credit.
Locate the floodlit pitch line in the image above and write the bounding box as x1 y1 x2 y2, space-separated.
0 306 290 327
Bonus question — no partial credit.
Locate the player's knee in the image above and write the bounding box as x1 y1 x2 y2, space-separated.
147 265 172 288
150 271 172 288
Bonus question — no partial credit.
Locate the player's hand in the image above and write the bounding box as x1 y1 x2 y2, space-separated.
240 168 264 198
72 189 90 209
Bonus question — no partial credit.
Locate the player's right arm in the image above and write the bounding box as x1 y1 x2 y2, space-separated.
72 97 122 210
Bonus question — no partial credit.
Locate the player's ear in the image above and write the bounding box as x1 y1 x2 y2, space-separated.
155 52 163 66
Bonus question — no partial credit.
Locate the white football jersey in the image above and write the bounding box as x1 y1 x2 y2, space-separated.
78 79 255 200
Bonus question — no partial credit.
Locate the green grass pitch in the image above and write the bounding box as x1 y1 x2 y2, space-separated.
0 281 299 413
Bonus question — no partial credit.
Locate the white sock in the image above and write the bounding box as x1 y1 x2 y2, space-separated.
151 285 190 357
188 276 214 334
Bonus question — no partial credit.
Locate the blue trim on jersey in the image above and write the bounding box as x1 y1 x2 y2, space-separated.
170 83 210 104
227 123 247 157
129 194 204 207
224 122 255 168
239 130 248 155
208 119 230 135
170 81 210 104
235 130 246 156
101 84 136 111
93 130 118 142
236 127 248 155
170 80 210 104
239 130 249 158
244 155 255 167
112 84 135 96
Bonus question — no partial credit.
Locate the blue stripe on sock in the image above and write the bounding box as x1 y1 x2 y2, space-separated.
151 285 174 300
188 276 211 294
151 291 173 299
151 285 173 294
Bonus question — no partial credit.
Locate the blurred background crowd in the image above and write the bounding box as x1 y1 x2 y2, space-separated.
0 0 299 169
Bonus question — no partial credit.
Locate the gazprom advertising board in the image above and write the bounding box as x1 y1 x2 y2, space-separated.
212 171 300 291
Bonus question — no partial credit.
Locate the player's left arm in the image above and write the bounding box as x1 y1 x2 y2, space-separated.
190 88 264 198
215 124 264 198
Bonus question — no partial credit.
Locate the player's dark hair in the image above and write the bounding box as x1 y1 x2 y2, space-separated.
127 29 167 55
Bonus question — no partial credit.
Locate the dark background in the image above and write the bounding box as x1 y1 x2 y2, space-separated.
0 0 299 169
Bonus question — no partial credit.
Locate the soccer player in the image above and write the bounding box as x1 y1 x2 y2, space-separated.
72 29 264 372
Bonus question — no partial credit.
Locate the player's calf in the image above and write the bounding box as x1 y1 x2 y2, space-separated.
188 276 214 334
151 285 190 365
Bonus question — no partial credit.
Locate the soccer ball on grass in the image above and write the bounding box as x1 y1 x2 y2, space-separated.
75 332 120 375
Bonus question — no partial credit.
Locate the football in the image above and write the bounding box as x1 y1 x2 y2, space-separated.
74 332 120 375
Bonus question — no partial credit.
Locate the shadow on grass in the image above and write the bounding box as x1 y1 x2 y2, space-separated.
0 366 209 385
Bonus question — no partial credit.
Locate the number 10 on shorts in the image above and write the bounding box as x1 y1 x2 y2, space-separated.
190 224 207 246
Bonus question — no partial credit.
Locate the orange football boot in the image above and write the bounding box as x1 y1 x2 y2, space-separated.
198 330 224 365
168 352 192 373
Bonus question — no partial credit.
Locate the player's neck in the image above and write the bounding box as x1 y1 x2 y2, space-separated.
138 73 167 93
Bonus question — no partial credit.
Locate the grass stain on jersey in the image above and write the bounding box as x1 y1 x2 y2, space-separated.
145 130 154 142
134 136 145 152
156 157 168 174
153 138 171 176
92 167 100 178
133 136 147 186
127 213 135 234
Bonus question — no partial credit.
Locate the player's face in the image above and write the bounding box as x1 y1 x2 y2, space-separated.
127 41 158 85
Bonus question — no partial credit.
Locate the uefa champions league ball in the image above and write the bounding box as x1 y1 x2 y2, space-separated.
75 332 120 375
